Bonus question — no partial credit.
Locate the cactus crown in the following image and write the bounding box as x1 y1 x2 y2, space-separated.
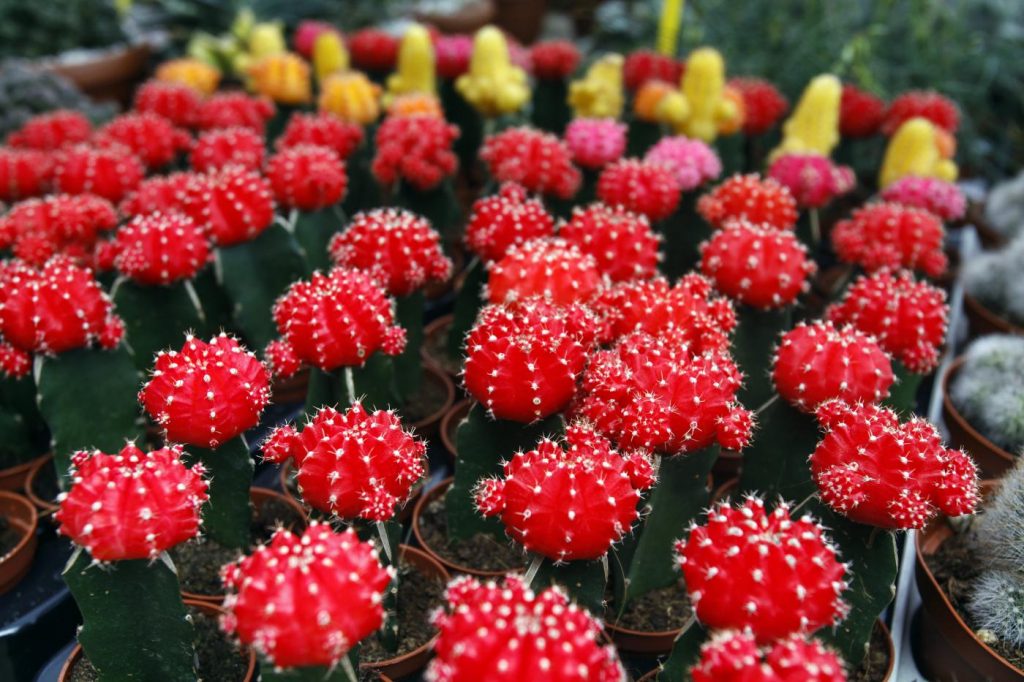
8 109 92 151
119 172 197 219
596 158 682 222
691 630 847 682
530 40 581 81
623 50 682 92
95 112 192 171
839 83 886 138
962 236 1024 327
196 92 275 133
371 114 459 192
133 80 202 129
644 136 723 191
730 77 790 136
486 237 603 307
767 153 854 209
465 183 556 265
0 193 117 267
0 146 53 202
190 126 266 173
426 575 624 682
831 201 948 278
54 143 144 204
880 175 966 221
564 118 627 171
221 524 392 669
697 173 798 231
480 127 581 200
677 497 849 642
55 444 209 562
949 335 1024 454
181 166 275 246
275 112 364 160
558 202 660 283
882 90 959 136
113 212 209 286
266 144 347 212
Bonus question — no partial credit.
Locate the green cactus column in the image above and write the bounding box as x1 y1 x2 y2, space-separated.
112 279 205 371
657 191 708 283
445 257 487 362
392 291 426 403
883 361 923 415
291 205 346 273
738 396 821 503
532 79 571 134
394 180 462 247
531 557 606 615
258 652 360 682
185 436 253 550
732 305 792 409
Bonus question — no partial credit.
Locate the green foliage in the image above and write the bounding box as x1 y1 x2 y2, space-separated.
291 206 345 274
733 306 791 409
738 397 819 502
0 62 115 139
532 558 606 615
0 1 124 59
185 436 254 550
113 279 205 372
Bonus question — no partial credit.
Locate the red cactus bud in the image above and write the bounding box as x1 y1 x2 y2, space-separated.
7 110 92 151
729 77 789 136
772 321 894 412
139 334 270 448
436 34 473 79
767 153 855 209
700 220 816 309
267 144 347 212
54 144 144 204
0 257 122 357
427 575 624 681
328 208 450 297
826 269 948 374
95 113 192 170
564 118 627 171
832 202 948 278
0 147 53 201
529 40 581 80
559 203 660 282
113 212 209 285
677 497 848 642
221 524 392 668
840 84 886 138
133 80 203 129
275 112 364 161
882 90 959 136
465 183 555 264
190 127 266 173
0 193 116 267
475 422 653 561
624 50 683 92
597 158 682 223
692 631 847 682
262 403 425 521
264 338 301 379
588 274 735 350
480 127 580 200
55 444 208 561
487 237 602 306
463 299 597 422
196 92 276 133
271 267 406 372
880 176 965 222
372 114 459 192
349 28 399 73
118 172 196 218
811 400 979 529
578 332 753 454
0 341 30 378
181 166 274 246
698 174 799 231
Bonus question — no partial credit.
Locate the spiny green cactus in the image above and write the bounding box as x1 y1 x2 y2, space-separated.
950 334 1024 454
971 456 1024 573
985 173 1024 240
968 570 1024 648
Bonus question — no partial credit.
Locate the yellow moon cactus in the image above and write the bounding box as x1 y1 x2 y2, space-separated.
248 52 311 105
677 47 734 142
320 71 382 125
568 53 624 119
248 22 286 60
313 31 349 82
155 58 221 96
385 24 436 103
456 26 529 118
771 74 842 160
879 117 958 188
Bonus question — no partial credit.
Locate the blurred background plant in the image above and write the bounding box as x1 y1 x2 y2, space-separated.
0 62 116 139
0 0 126 59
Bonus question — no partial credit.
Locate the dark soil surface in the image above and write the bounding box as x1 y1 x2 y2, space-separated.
360 560 445 664
401 371 449 425
605 580 692 633
424 324 463 378
417 494 524 572
847 622 891 681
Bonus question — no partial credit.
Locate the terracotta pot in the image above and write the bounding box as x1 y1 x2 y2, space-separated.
915 502 1024 680
278 462 423 525
271 366 311 405
181 487 307 604
942 358 1016 478
361 544 450 679
25 455 59 517
605 618 684 656
0 491 39 595
58 599 257 681
410 364 457 443
0 452 51 494
439 398 472 463
421 314 461 380
967 201 1007 250
412 477 520 578
963 293 1024 340
46 44 151 108
635 670 658 682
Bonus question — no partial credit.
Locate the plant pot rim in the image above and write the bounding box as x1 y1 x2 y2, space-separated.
439 398 472 461
25 454 59 516
0 490 39 571
963 293 1024 337
421 313 458 376
0 451 52 490
58 598 258 682
411 363 457 432
942 357 1015 465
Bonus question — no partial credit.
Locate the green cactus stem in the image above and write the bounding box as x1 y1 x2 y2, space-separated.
63 549 197 681
258 652 360 682
0 373 48 469
372 519 402 655
291 205 345 273
531 78 571 134
112 278 205 371
445 257 486 361
442 79 484 172
657 191 707 283
350 354 399 412
342 133 381 216
737 396 820 503
733 305 792 409
36 346 142 489
531 556 606 615
304 367 341 417
394 179 462 247
184 436 253 550
882 360 923 415
190 264 234 336
391 291 425 403
626 118 663 157
658 618 709 681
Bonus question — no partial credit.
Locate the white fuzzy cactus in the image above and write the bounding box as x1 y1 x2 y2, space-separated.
950 334 1024 454
963 236 1024 326
985 171 1024 239
969 570 1024 648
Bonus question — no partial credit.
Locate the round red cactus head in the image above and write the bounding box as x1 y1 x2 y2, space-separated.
475 422 654 561
54 144 144 204
349 28 399 73
0 193 117 266
700 220 816 309
728 77 789 136
95 113 192 170
0 258 123 362
328 208 451 297
196 92 276 133
486 237 603 306
767 153 855 209
530 40 581 80
7 110 92 151
832 202 948 278
271 267 406 373
118 172 196 218
264 338 301 380
276 112 364 160
691 631 847 682
840 84 886 138
113 212 209 285
435 34 473 79
624 50 683 92
293 20 340 59
588 274 736 350
772 321 894 412
190 127 266 173
827 269 948 375
882 90 960 136
0 147 53 201
644 136 722 192
372 114 459 192
880 176 966 222
480 127 581 200
463 299 597 422
677 497 848 642
558 203 660 282
55 444 208 561
596 158 682 223
221 524 392 669
698 174 799 231
181 166 274 246
139 333 271 448
261 403 425 521
267 144 347 212
564 118 627 171
465 183 556 265
811 400 979 529
578 332 753 454
427 575 624 682
133 80 204 129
